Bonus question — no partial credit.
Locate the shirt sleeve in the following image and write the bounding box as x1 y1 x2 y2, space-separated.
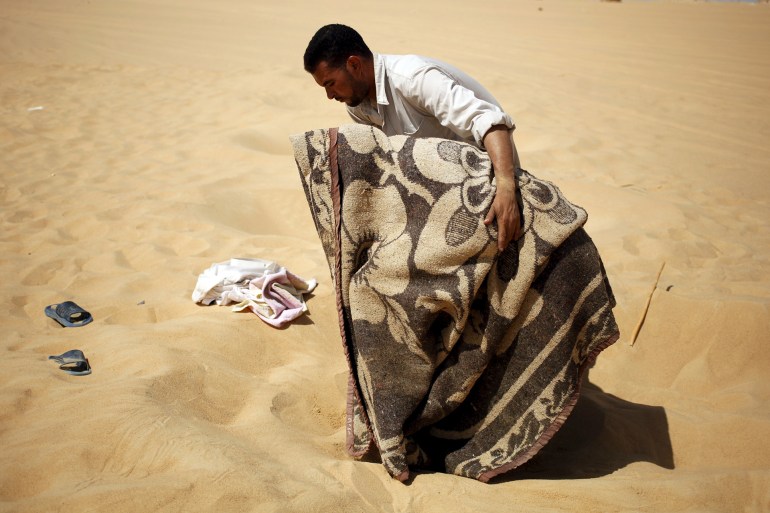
405 67 514 147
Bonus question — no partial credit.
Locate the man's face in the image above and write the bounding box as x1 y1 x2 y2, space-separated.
311 59 369 107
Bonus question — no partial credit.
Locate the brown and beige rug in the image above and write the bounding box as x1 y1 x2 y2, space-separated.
291 124 620 482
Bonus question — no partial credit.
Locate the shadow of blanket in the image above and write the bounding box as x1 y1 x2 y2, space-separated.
492 376 674 482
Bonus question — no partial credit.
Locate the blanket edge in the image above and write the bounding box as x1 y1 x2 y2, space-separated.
477 330 621 482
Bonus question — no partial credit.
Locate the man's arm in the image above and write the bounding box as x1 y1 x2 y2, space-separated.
403 68 522 249
483 126 522 251
409 68 515 147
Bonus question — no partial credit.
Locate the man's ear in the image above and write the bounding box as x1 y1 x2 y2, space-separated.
346 55 362 75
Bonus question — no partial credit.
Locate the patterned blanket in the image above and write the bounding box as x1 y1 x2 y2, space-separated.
290 125 619 482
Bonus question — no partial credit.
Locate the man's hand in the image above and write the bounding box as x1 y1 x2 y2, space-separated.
484 178 522 252
482 126 523 252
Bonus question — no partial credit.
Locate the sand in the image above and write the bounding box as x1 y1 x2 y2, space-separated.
1 0 769 511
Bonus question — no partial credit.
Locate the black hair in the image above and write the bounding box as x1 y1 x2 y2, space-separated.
303 24 373 73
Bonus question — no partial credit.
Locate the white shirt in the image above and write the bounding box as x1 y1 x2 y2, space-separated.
347 53 514 148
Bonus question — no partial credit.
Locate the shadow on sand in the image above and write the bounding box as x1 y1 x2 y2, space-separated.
492 376 674 482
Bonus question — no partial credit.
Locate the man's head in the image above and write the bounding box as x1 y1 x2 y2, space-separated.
304 24 374 107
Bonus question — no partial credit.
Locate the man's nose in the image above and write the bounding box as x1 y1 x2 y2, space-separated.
325 87 334 100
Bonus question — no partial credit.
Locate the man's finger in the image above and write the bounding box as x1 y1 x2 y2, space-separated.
497 224 508 252
510 203 523 241
512 215 522 241
501 230 514 251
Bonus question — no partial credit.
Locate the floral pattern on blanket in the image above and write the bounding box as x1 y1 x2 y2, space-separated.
291 124 619 481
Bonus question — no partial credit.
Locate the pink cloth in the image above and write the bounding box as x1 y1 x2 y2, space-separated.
192 258 317 328
233 268 314 327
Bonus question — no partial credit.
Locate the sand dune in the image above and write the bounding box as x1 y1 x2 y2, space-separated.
1 1 769 511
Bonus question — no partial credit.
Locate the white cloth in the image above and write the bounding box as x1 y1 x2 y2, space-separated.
347 52 515 147
192 258 317 327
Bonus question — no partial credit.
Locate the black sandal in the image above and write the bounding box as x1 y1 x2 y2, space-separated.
44 301 93 328
48 349 92 376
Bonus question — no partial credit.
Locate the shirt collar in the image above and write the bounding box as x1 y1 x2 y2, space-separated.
373 52 389 106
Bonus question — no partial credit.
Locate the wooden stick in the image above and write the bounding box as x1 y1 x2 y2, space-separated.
630 261 666 346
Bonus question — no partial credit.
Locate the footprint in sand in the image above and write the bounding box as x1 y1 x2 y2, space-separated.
147 364 249 426
270 388 345 437
231 130 291 156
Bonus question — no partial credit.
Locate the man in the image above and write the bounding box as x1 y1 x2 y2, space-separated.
303 24 522 251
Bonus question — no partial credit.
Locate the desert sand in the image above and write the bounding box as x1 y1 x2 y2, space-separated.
1 0 769 511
